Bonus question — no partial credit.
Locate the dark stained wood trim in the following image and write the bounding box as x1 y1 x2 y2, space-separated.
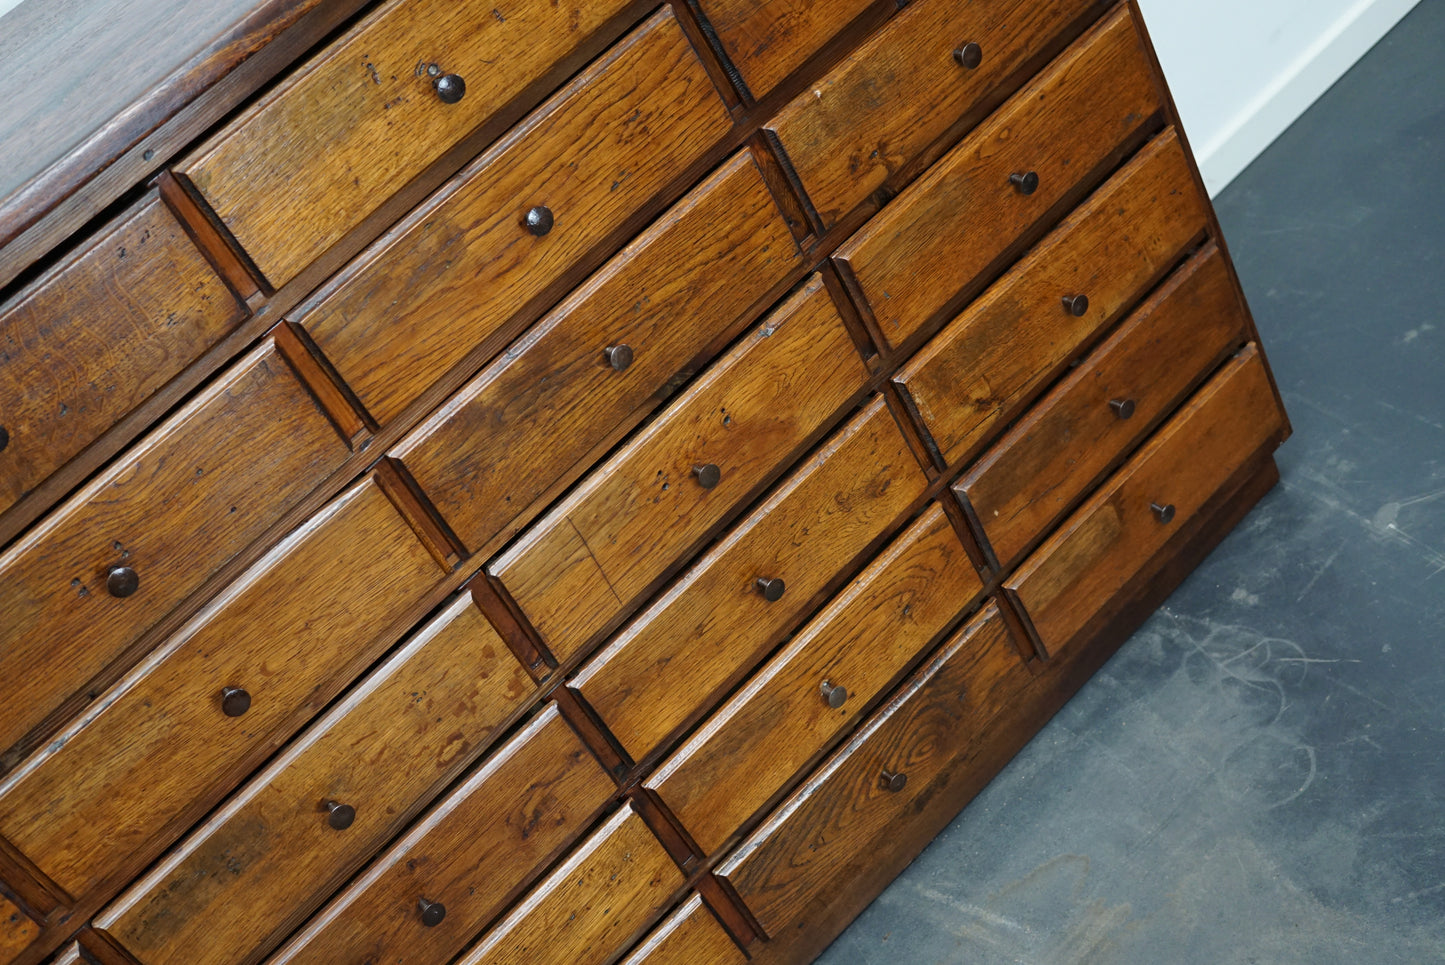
154 171 265 305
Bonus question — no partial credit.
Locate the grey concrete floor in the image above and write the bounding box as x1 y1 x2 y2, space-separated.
817 4 1445 963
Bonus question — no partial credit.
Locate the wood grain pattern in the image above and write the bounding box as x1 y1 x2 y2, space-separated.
0 474 445 900
835 5 1162 349
693 0 877 100
490 275 868 664
295 8 733 424
0 891 39 959
574 398 928 763
648 503 984 855
619 894 747 965
269 705 614 965
94 596 533 965
0 339 348 765
894 129 1208 469
396 149 801 554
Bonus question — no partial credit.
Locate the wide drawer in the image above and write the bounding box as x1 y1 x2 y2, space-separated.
396 148 801 556
834 5 1162 350
717 603 1032 936
647 502 984 855
960 243 1247 571
0 338 349 762
95 595 533 965
1007 346 1285 657
490 275 867 664
894 129 1209 469
620 894 746 965
268 705 613 965
179 0 641 288
296 8 733 425
0 474 446 900
573 397 929 764
0 191 248 516
696 0 874 100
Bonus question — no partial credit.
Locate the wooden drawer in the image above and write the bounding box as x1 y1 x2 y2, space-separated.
296 8 733 426
648 502 984 855
1007 346 1285 657
490 275 867 664
894 129 1209 469
0 474 446 900
269 705 613 965
696 0 875 100
834 5 1162 350
178 0 642 288
396 148 801 556
0 191 247 516
94 595 533 965
0 893 39 960
769 0 1088 227
620 894 746 965
960 243 1247 571
0 338 349 761
574 397 929 763
454 804 684 965
717 603 1033 936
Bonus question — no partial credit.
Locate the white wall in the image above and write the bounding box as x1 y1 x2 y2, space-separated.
1137 0 1422 195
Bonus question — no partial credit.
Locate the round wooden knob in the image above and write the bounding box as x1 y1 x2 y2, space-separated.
323 800 356 830
0 425 9 452
952 42 983 69
1009 171 1040 195
754 577 786 602
692 463 721 489
1150 502 1176 524
418 898 446 927
220 686 251 718
1110 398 1136 420
820 680 848 709
434 73 465 103
1062 294 1089 317
524 205 554 236
879 770 908 793
106 565 139 598
603 344 634 372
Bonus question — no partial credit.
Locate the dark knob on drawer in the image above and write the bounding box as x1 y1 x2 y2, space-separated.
879 770 908 793
1109 398 1136 420
1061 294 1089 317
1009 171 1040 195
323 800 356 830
603 344 634 372
0 425 8 452
106 565 139 598
755 577 786 602
1150 502 1176 524
524 205 554 236
692 463 721 489
433 73 466 104
418 898 447 927
952 42 983 69
820 680 848 709
220 686 251 718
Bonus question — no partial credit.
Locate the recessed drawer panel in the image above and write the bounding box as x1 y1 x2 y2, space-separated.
717 604 1032 936
266 705 613 965
620 894 746 965
95 596 533 965
179 0 640 288
1007 347 1284 657
297 9 733 425
396 149 801 555
0 474 446 899
0 191 248 516
961 244 1247 571
894 130 1208 468
696 0 874 100
834 5 1162 350
490 275 867 664
574 397 929 764
0 339 349 761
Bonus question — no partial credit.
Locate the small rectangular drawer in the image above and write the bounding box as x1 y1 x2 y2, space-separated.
296 8 734 425
179 0 642 288
0 190 248 516
620 894 746 965
960 243 1247 571
717 603 1033 936
1007 346 1285 657
768 0 1089 227
395 148 802 556
0 473 447 900
647 502 984 856
894 129 1209 469
265 704 614 965
696 0 876 100
573 397 930 764
834 5 1162 350
454 804 684 965
0 337 350 761
95 595 533 965
490 274 868 664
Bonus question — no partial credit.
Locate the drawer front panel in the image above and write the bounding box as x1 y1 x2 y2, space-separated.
962 244 1246 570
96 596 533 965
718 604 1032 935
835 6 1162 350
620 894 746 965
0 192 248 514
697 0 874 100
397 149 801 555
1007 347 1284 656
180 0 639 288
298 9 733 425
0 475 445 899
575 398 929 763
0 339 349 761
769 0 1087 227
269 706 613 965
894 130 1208 468
648 503 983 855
491 275 868 663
